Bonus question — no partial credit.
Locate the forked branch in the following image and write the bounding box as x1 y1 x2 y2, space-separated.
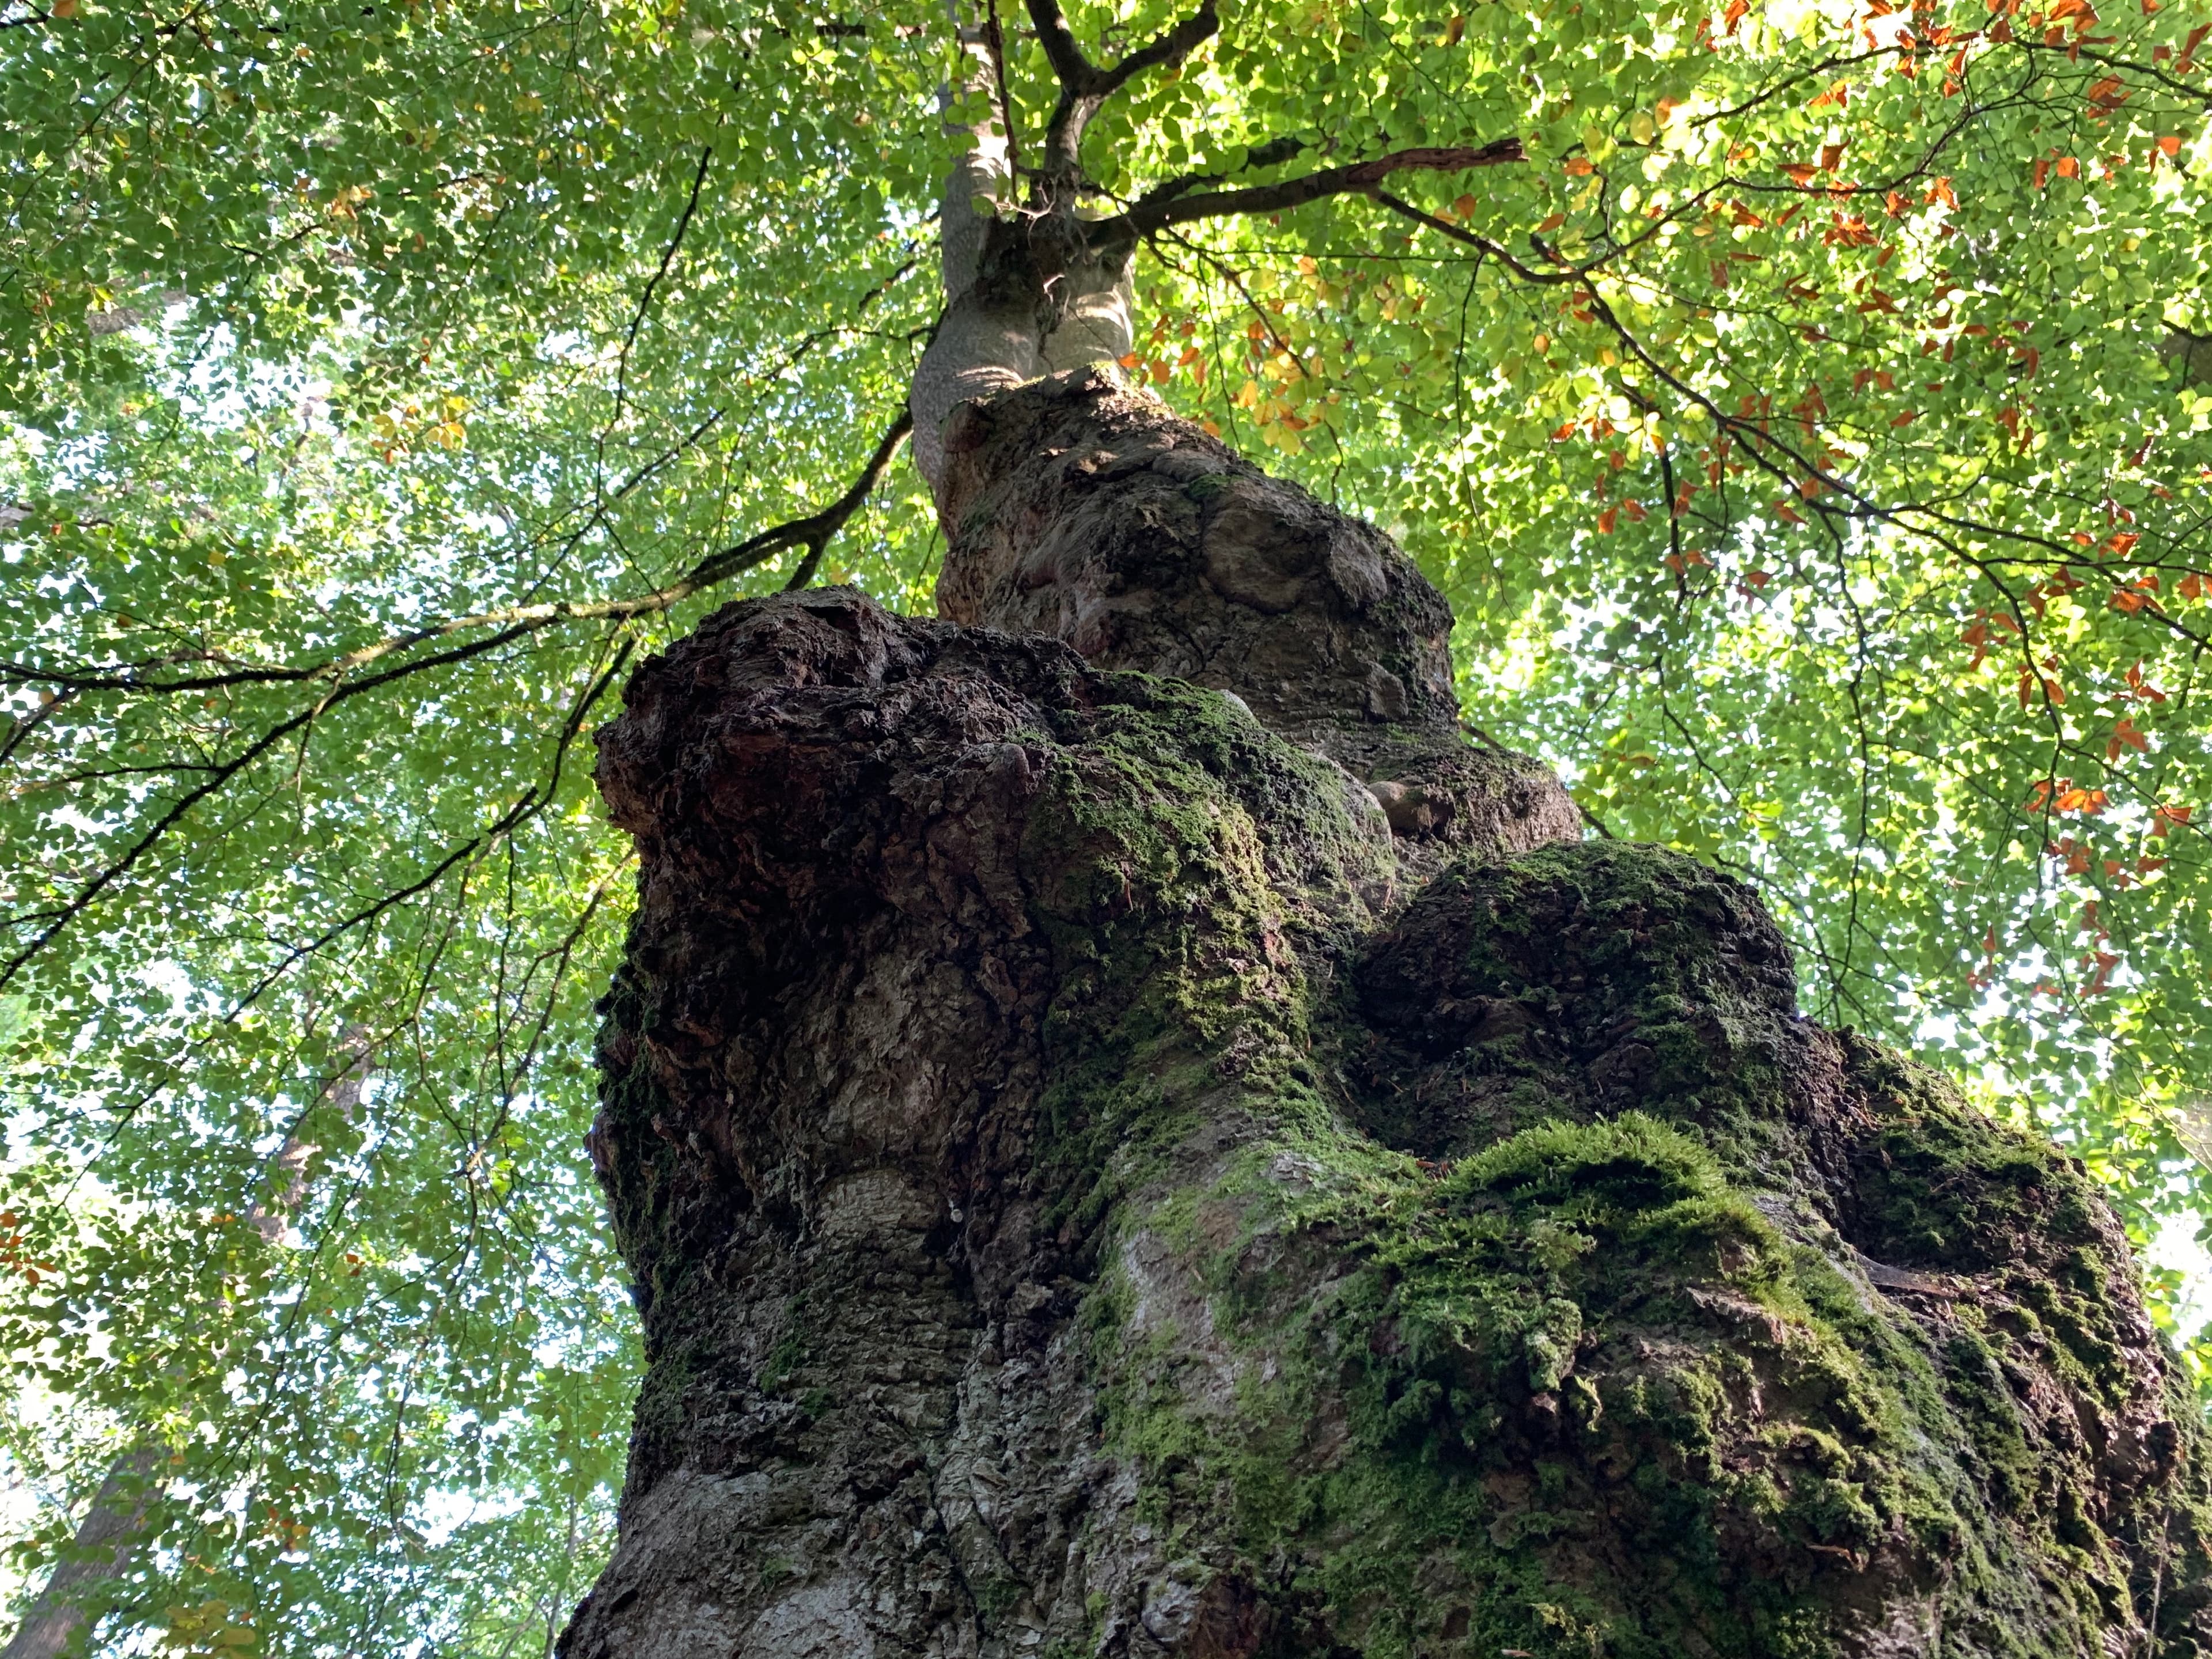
1025 0 1219 178
0 413 912 985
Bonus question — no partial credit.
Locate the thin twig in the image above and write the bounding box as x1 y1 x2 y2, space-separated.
609 144 716 438
5 409 915 696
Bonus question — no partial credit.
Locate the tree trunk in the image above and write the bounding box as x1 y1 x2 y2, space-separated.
0 1446 159 1659
0 1031 368 1658
563 363 2212 1658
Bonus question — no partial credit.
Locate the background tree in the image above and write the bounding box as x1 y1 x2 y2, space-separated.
1 0 2210 1649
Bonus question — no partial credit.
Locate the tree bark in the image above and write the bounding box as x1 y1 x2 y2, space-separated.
0 1446 159 1659
0 1035 363 1657
564 365 2212 1658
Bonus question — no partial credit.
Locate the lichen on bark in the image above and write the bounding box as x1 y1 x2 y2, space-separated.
564 366 2212 1659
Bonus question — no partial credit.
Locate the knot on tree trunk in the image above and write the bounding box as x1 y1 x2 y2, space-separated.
933 362 1581 858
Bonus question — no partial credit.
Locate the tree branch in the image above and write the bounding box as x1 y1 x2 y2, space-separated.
1092 0 1219 101
778 412 915 591
1024 0 1101 98
1135 135 1308 211
1368 188 2212 662
222 641 634 1020
1027 0 1218 177
1366 187 1571 286
3 409 913 697
0 410 910 983
1119 139 1523 234
0 616 560 988
611 145 715 433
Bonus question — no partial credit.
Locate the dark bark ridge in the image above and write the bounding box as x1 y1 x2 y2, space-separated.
935 366 1576 854
566 373 2212 1658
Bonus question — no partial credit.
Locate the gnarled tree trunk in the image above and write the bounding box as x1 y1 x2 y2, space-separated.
562 360 2212 1658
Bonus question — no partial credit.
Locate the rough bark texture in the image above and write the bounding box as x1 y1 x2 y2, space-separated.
565 366 2212 1659
0 1446 160 1659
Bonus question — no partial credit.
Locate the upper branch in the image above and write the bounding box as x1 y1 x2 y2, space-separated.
1091 0 1219 101
1117 138 1524 234
1137 134 1307 210
611 145 715 431
1367 190 2212 661
0 412 911 986
1026 0 1218 179
1024 0 1103 99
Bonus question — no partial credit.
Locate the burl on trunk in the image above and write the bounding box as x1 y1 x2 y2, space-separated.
563 366 2212 1658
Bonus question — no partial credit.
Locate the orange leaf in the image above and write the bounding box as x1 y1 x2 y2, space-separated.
1598 505 1619 534
2158 135 2183 157
2107 717 2150 760
1563 157 1595 176
2126 661 2167 702
1782 162 1819 185
2017 665 2066 706
1890 410 1919 426
1536 212 1567 232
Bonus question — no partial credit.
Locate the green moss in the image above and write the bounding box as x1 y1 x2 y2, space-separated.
1453 1113 1781 1263
1051 824 2212 1655
1019 674 1387 1224
757 1292 809 1393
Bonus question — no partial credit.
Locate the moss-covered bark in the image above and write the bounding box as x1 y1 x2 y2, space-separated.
565 369 2212 1659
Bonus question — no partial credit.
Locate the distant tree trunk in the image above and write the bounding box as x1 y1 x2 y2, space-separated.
560 349 2212 1657
0 1446 159 1659
0 1034 366 1659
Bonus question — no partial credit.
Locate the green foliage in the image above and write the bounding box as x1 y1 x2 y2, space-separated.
1 0 2210 1647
